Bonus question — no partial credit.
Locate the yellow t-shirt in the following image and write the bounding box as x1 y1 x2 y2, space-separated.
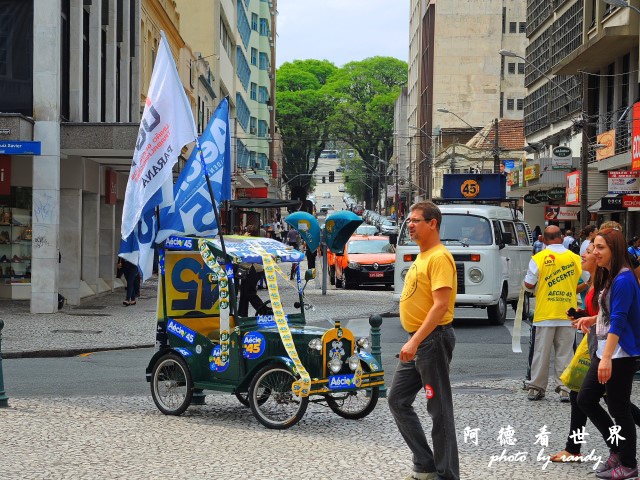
532 249 582 323
399 244 457 332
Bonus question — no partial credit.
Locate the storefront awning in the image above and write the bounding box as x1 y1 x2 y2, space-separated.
588 194 625 213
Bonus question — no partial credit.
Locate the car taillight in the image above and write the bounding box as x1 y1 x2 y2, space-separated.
403 254 416 262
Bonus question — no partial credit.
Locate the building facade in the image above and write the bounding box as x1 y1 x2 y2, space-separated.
403 0 527 202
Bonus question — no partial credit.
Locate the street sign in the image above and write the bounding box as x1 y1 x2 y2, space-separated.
0 141 41 155
442 174 506 200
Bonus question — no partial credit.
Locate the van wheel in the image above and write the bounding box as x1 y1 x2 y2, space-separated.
329 266 336 286
488 287 507 325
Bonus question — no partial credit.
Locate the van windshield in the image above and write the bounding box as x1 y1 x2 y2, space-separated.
398 214 493 246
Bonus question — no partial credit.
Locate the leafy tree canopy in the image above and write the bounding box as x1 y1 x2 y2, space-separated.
276 56 407 207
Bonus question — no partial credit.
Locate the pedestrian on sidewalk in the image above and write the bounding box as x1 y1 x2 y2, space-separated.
575 228 640 480
523 225 583 402
120 258 138 306
388 201 459 480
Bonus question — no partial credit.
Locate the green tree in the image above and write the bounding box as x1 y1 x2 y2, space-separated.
324 57 407 209
276 60 337 203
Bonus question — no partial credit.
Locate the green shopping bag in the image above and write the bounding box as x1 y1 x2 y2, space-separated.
560 334 591 392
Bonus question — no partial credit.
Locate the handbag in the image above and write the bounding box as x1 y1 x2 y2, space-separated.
560 334 591 392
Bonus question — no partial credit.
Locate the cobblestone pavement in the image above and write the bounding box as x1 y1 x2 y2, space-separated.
2 268 397 357
3 378 631 479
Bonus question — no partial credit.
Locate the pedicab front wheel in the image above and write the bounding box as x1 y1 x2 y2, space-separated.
248 363 309 429
326 386 379 420
151 353 193 415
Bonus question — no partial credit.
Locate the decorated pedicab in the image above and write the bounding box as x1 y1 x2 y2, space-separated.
146 211 385 429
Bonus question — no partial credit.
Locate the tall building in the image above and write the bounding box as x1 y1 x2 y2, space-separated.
0 0 208 310
510 1 630 232
175 0 277 203
404 0 527 201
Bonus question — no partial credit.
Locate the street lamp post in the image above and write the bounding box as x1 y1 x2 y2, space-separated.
603 0 640 15
370 154 388 214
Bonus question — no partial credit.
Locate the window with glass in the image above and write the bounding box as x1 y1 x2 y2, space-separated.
259 18 269 36
250 116 257 134
251 47 257 66
507 98 514 110
518 63 525 74
517 99 524 110
250 82 257 101
259 52 270 71
0 187 33 284
509 21 517 33
398 214 494 247
508 63 515 74
347 239 395 254
251 13 258 30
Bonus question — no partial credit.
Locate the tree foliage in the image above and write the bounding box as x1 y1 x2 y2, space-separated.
276 56 407 207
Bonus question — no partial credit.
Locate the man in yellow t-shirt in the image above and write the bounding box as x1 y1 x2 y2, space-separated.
388 201 459 480
524 225 582 402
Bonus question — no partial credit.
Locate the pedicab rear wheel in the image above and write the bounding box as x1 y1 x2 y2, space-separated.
151 353 193 415
248 363 309 429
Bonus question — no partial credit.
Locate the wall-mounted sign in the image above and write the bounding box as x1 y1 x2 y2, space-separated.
552 146 573 170
623 195 640 208
442 174 506 200
503 159 515 170
524 192 539 204
105 169 117 205
602 196 625 211
547 187 566 200
566 171 580 205
524 164 540 181
0 128 10 135
0 141 41 155
608 170 640 194
596 129 615 161
545 205 580 221
533 190 550 202
632 102 640 171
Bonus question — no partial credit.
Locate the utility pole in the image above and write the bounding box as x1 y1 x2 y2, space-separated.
580 74 589 231
493 118 500 174
408 137 413 206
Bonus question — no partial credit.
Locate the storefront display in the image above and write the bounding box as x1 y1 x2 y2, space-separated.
0 207 32 284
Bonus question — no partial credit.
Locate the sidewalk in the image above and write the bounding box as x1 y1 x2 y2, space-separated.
1 273 397 358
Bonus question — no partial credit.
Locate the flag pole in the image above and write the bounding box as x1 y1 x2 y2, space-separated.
195 137 237 316
155 206 169 348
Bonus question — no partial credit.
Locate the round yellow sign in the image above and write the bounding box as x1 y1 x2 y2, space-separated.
461 180 480 198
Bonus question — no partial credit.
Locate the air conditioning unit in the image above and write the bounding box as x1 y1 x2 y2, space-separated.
267 105 273 111
269 36 273 42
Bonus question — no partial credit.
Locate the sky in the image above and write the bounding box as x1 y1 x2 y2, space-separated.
275 0 410 68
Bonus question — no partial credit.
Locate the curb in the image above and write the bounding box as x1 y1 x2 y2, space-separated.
3 343 154 359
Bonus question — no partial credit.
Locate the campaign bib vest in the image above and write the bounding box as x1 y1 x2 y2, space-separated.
532 249 581 322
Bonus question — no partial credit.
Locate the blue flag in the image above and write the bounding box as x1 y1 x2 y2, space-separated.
156 98 231 243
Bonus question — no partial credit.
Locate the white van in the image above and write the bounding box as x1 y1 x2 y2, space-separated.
393 204 532 325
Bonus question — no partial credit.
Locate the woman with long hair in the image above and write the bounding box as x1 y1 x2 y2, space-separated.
576 228 640 479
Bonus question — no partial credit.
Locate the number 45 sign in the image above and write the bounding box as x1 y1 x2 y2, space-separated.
461 179 480 198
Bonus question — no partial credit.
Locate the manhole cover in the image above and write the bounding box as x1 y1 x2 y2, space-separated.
72 305 107 310
51 329 103 334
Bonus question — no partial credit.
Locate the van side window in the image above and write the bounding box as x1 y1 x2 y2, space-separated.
515 223 530 246
500 221 519 246
492 221 502 244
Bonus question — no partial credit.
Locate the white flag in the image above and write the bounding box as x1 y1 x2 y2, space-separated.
121 32 197 239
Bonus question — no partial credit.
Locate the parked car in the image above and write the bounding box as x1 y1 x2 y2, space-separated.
318 204 333 215
379 219 397 235
355 225 378 236
332 235 395 289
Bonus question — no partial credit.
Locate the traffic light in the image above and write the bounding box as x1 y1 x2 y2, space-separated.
345 175 349 183
322 176 326 183
329 171 335 182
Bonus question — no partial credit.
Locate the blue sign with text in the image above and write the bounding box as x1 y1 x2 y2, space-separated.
0 141 42 155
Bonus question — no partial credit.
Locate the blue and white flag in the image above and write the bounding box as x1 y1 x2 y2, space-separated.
120 31 197 239
156 97 231 243
119 31 196 281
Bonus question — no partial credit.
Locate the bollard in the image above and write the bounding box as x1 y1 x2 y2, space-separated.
0 319 8 407
368 314 386 398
